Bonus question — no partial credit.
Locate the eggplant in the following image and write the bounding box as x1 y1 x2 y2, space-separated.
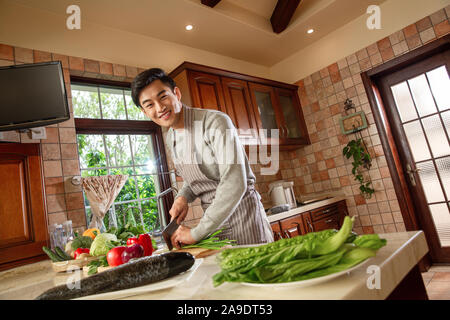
35 251 195 300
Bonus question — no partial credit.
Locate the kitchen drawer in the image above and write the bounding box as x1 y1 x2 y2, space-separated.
312 213 343 232
310 202 340 222
279 214 306 238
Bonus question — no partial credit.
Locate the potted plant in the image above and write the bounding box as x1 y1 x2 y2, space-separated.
342 138 375 199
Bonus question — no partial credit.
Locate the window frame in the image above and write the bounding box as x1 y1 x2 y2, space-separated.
71 75 174 229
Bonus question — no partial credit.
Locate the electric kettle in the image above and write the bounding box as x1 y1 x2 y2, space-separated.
268 180 297 209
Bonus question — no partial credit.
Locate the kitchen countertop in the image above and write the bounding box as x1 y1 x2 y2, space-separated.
266 195 346 223
0 230 428 300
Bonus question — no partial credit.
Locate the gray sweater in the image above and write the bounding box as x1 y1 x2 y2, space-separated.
166 106 256 241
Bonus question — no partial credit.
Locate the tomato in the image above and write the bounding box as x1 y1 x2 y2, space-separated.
106 246 126 267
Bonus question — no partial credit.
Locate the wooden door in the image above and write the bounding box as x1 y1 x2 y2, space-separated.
377 48 450 263
188 70 226 112
0 143 48 270
274 88 310 145
221 77 260 145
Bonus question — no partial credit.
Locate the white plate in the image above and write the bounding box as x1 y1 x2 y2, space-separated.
239 258 371 288
75 258 203 300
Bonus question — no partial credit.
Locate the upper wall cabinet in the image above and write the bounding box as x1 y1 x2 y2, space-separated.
169 62 310 150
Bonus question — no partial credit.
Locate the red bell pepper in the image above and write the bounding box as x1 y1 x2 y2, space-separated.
138 233 153 256
126 237 139 246
74 248 90 259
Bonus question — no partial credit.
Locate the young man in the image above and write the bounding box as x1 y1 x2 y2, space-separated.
131 68 274 249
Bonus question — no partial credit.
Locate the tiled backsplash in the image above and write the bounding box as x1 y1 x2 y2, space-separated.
0 5 448 236
273 7 450 235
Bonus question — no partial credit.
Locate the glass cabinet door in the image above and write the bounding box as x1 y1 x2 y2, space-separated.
277 89 303 139
248 83 280 139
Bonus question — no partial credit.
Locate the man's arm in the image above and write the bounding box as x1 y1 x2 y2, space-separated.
175 181 197 203
189 112 247 241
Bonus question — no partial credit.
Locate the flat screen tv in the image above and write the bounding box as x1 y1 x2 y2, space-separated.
0 61 70 132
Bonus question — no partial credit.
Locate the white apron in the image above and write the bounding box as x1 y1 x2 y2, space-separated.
171 106 274 245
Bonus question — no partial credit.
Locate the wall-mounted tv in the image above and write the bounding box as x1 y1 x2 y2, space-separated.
0 61 70 132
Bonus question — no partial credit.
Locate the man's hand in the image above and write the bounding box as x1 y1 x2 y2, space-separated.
169 196 188 224
171 225 196 249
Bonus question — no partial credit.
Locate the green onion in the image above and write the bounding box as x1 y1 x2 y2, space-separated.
181 229 236 250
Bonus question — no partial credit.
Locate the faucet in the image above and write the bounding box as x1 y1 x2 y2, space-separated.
155 187 178 230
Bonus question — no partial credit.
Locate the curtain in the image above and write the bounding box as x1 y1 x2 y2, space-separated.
81 175 128 230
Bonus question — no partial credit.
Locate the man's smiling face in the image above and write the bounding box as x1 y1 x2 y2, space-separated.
139 80 183 128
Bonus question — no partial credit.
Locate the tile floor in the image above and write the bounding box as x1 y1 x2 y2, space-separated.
421 265 450 300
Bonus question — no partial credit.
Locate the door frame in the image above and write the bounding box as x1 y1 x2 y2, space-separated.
361 34 450 268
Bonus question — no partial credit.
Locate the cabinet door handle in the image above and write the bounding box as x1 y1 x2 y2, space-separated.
279 125 285 138
292 222 301 235
283 230 291 238
325 218 334 224
276 231 283 240
307 219 314 232
322 209 331 214
285 125 290 137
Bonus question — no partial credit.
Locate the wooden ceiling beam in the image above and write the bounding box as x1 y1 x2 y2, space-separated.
201 0 221 8
270 0 301 34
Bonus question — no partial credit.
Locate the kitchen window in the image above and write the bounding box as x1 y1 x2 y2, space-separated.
71 77 174 233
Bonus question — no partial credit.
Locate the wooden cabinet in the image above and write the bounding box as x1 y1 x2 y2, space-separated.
221 77 260 145
280 214 306 238
270 221 283 241
169 62 310 149
270 200 349 241
0 143 49 271
188 71 227 113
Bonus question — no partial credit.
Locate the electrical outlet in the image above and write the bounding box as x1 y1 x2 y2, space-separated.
31 127 47 140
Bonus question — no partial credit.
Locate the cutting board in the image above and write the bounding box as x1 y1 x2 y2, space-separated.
174 247 220 258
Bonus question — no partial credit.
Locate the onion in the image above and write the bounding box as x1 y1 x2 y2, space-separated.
121 244 144 263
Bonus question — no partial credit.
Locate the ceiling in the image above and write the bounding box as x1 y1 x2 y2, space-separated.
11 0 387 67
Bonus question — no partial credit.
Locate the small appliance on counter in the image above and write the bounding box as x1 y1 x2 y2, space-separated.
266 180 297 215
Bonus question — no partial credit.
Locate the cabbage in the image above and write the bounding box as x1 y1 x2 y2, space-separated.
90 233 117 256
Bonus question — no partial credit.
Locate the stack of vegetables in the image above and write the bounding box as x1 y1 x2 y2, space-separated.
42 219 158 275
212 216 387 287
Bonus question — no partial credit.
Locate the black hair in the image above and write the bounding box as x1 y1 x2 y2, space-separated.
131 68 177 108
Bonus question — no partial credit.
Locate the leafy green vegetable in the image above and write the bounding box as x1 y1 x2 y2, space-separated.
182 230 236 250
218 229 338 268
213 246 350 286
352 234 387 250
90 233 117 256
87 255 109 275
310 216 354 256
212 216 387 287
71 236 93 250
106 223 147 245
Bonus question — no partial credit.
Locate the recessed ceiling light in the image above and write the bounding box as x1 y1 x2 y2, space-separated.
307 29 314 34
185 25 193 31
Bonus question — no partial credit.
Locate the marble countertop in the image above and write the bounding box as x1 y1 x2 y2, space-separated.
267 196 346 223
0 230 428 300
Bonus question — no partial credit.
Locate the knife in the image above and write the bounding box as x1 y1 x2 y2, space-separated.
162 219 179 251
